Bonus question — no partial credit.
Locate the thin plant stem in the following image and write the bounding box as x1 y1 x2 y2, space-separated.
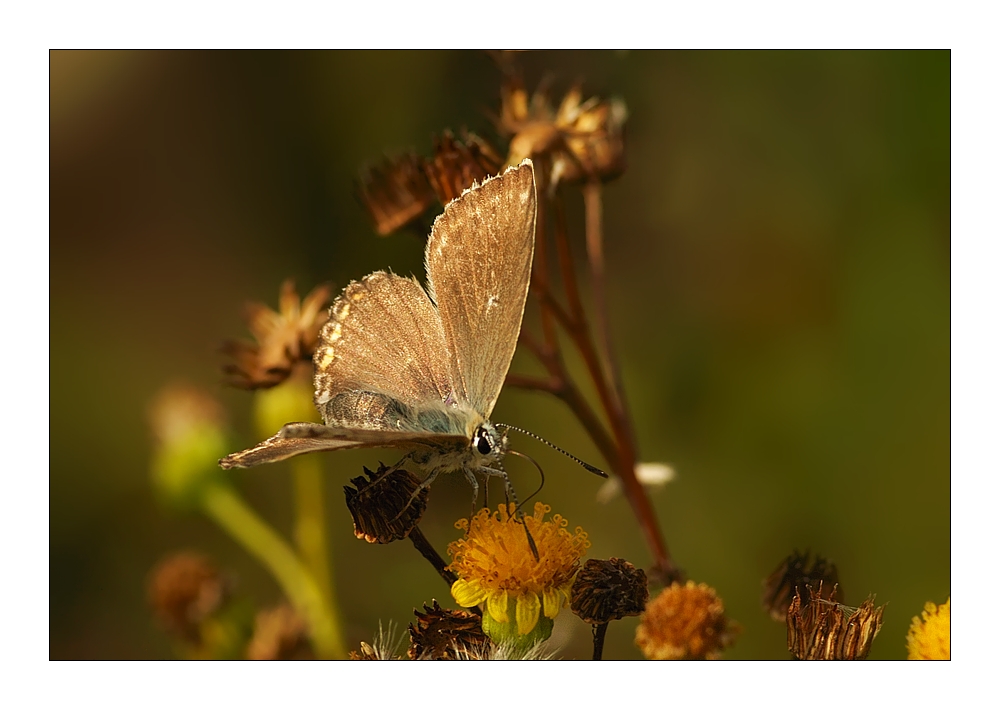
291 454 336 627
582 180 622 404
592 622 609 660
201 483 347 659
408 525 458 587
520 189 678 582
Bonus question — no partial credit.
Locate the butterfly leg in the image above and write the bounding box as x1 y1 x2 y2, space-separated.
461 467 481 521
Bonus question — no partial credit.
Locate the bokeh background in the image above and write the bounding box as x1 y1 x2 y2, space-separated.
50 50 949 660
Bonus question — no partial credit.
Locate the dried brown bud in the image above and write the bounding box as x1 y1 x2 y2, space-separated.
344 463 428 544
571 557 649 625
408 600 492 660
357 152 437 236
147 552 228 643
786 584 885 660
246 604 313 660
423 130 504 205
762 550 841 622
635 580 741 660
222 280 331 390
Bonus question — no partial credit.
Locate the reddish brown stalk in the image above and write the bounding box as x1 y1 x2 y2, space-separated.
513 324 620 471
542 190 677 583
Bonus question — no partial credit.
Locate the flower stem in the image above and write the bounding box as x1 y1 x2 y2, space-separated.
291 455 336 625
408 525 458 587
592 622 609 660
201 483 346 658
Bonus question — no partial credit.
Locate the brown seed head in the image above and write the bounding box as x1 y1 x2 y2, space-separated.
423 130 504 205
222 279 332 390
344 463 429 544
635 580 741 660
408 600 492 660
356 131 503 237
786 584 885 660
357 152 437 236
571 557 649 625
147 551 228 643
246 604 313 660
762 550 842 622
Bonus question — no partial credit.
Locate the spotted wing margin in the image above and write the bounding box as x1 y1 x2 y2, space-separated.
425 160 536 418
313 271 451 417
218 422 469 469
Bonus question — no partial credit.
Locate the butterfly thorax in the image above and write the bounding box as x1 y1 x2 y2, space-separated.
411 419 507 476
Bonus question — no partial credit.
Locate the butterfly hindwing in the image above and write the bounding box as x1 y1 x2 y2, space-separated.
312 271 452 417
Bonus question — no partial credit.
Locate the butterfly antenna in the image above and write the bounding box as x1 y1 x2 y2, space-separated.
508 449 546 510
497 424 608 478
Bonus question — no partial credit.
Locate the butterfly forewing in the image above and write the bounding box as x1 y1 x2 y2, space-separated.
219 422 469 469
425 162 536 418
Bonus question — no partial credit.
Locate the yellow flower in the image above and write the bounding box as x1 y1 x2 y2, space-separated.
447 503 590 647
907 597 950 660
635 581 740 660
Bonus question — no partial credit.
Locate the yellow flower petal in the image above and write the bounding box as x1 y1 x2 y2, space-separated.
516 592 542 635
451 578 487 609
487 589 510 623
542 586 563 619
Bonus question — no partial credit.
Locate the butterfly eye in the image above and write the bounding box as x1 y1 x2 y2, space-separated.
475 428 492 456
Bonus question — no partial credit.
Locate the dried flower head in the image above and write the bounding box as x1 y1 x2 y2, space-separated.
786 584 885 660
344 464 429 544
571 557 649 625
408 600 492 660
357 131 503 237
499 76 628 188
423 130 504 205
448 502 590 649
906 597 950 660
147 551 228 643
246 604 313 660
635 580 740 660
357 152 437 236
762 550 841 622
222 279 331 390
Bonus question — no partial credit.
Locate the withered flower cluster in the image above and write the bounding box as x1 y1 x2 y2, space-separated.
344 463 429 544
571 557 649 625
499 75 627 189
635 580 741 660
222 279 332 390
762 549 841 622
786 584 885 661
407 600 491 660
147 551 229 644
357 130 503 237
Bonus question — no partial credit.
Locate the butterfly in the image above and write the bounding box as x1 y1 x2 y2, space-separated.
219 160 569 503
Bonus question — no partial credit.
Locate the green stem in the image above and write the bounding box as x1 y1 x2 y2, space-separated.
201 483 346 659
291 455 336 624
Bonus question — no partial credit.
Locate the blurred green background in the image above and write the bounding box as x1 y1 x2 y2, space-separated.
50 50 949 660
